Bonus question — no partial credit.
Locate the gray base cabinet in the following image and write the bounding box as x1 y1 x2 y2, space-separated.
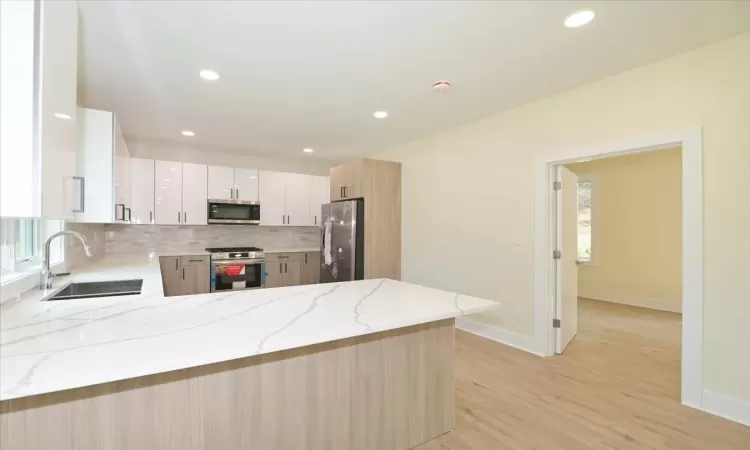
265 251 320 287
159 255 210 297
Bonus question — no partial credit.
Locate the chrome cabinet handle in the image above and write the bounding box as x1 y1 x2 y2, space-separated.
182 268 185 280
178 212 181 223
150 211 153 223
305 253 308 264
282 215 285 224
340 187 344 198
175 259 178 270
184 212 187 223
285 262 288 273
279 263 282 273
314 215 317 225
125 208 131 222
72 176 85 213
236 188 239 199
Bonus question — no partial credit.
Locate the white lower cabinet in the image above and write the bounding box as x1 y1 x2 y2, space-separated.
130 158 155 224
154 161 207 225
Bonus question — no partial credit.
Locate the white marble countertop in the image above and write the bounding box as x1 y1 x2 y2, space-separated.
0 253 499 401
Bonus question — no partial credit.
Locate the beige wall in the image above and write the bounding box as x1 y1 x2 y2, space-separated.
374 34 750 402
567 148 682 311
127 139 337 176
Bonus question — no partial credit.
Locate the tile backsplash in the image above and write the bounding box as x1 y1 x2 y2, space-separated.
102 224 321 254
66 223 106 267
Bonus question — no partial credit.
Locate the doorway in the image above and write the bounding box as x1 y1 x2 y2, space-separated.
533 129 703 408
556 148 684 400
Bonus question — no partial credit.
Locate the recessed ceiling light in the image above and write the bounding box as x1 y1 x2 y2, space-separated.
564 10 595 28
181 130 195 137
303 148 314 153
373 111 388 119
54 113 71 120
199 69 220 81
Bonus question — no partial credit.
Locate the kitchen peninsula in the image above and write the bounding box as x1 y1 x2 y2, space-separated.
0 253 499 450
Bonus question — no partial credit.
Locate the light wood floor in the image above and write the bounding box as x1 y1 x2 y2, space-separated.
417 298 750 449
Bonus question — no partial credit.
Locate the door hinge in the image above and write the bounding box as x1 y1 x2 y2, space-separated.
553 181 562 191
553 249 562 259
553 318 561 328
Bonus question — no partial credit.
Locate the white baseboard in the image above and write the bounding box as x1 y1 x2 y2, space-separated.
580 294 682 313
456 317 544 357
701 390 750 427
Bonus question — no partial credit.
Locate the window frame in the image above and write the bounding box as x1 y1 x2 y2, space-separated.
1 219 66 294
575 173 597 265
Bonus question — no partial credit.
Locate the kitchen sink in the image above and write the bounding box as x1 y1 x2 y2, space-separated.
46 279 143 301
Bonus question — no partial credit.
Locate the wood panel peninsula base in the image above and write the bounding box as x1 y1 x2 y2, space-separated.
0 319 455 450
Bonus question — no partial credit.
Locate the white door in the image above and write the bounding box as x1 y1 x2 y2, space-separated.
130 158 155 224
285 173 312 226
555 166 579 354
208 165 234 200
309 176 330 226
38 0 78 220
234 167 259 202
154 160 182 225
259 170 286 226
182 162 208 225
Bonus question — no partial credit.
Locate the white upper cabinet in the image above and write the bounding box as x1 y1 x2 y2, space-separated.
285 173 311 226
0 0 78 218
130 158 155 224
208 166 259 202
208 165 234 200
114 121 131 221
39 0 79 220
259 171 315 226
75 108 115 223
154 161 207 225
234 168 259 202
309 176 330 226
182 163 208 225
154 161 182 225
259 171 287 226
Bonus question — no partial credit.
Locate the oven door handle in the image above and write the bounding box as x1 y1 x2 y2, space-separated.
211 258 265 265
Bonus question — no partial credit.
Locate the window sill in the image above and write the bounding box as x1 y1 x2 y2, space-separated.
0 260 65 303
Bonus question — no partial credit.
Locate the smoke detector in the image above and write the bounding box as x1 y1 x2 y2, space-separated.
432 80 451 93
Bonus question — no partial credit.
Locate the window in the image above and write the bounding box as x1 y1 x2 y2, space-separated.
577 180 593 262
1 219 64 284
14 219 38 263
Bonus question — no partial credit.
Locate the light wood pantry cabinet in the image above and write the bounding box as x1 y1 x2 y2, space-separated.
129 158 155 224
328 158 402 280
159 255 210 297
208 166 259 201
330 161 363 201
154 161 207 225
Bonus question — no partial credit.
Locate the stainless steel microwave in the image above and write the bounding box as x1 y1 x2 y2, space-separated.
207 199 260 224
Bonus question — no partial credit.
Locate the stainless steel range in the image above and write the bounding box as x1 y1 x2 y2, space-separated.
206 246 266 292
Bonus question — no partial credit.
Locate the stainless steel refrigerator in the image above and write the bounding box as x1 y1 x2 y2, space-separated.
320 199 365 283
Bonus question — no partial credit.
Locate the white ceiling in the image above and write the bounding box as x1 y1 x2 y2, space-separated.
78 1 750 158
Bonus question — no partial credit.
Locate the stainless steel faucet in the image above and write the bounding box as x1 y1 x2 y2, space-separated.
41 230 95 290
